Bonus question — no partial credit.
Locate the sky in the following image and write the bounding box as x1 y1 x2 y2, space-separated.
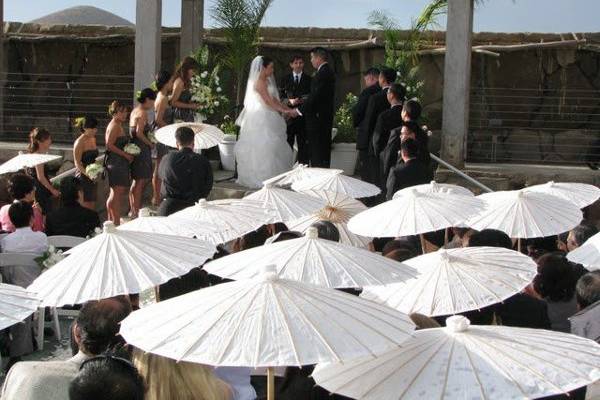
4 0 599 33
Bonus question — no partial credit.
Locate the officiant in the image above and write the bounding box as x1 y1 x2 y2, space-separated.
280 55 312 164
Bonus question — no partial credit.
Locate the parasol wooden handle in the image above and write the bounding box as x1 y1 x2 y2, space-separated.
267 366 275 400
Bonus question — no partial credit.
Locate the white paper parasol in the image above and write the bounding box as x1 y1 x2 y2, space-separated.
348 187 486 238
567 231 600 270
0 153 62 175
155 122 225 150
120 265 415 367
262 164 342 187
313 315 600 400
244 183 326 223
467 189 583 239
168 199 276 243
28 221 217 307
392 181 474 199
361 246 537 316
0 283 41 330
204 227 418 288
524 181 600 209
118 208 221 240
292 171 380 199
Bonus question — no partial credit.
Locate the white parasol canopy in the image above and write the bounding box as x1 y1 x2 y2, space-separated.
0 153 62 175
467 189 583 239
204 227 418 288
244 183 326 223
155 122 225 150
392 181 474 199
361 246 537 316
287 190 371 248
567 231 600 270
313 315 600 400
120 265 415 367
262 164 342 187
168 199 276 243
348 187 486 238
118 208 222 243
524 181 600 209
0 284 41 330
28 221 217 307
292 171 380 199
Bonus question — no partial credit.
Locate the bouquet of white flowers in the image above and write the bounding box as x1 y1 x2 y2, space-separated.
190 65 228 118
85 162 104 181
124 143 141 156
147 130 158 144
35 245 65 269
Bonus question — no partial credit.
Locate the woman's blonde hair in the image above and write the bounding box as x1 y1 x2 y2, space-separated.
133 349 232 400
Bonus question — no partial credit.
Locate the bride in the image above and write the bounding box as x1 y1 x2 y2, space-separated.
235 56 294 189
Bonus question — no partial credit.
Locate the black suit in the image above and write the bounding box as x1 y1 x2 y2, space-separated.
280 72 312 164
299 63 336 168
358 87 390 186
158 147 213 216
386 158 434 200
354 84 381 183
372 105 403 162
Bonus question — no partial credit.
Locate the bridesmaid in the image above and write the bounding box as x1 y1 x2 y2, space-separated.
105 100 132 225
27 128 60 215
152 70 175 206
171 56 201 122
73 115 99 210
129 88 156 218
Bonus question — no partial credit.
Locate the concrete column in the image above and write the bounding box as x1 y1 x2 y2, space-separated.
0 0 4 137
180 0 204 59
134 0 162 100
441 0 474 168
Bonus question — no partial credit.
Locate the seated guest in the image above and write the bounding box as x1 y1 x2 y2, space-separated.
45 176 101 237
567 222 598 251
0 173 44 232
2 298 132 400
157 126 213 216
467 229 551 329
382 239 419 257
310 220 340 242
69 356 145 400
0 201 48 368
525 236 558 260
445 227 476 249
533 252 585 332
557 231 569 252
133 350 232 400
571 271 600 343
384 248 417 263
386 139 433 200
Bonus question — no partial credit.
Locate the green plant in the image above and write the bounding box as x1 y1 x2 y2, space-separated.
333 93 358 143
211 0 274 112
219 114 240 138
368 11 424 102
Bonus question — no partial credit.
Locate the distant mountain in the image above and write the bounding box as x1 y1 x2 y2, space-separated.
29 6 133 27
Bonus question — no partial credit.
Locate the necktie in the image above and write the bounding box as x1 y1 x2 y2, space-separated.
295 75 299 85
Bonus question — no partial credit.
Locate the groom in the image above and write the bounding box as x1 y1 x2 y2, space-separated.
292 47 336 168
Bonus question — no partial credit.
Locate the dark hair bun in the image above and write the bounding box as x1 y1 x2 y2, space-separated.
155 70 172 91
136 88 157 104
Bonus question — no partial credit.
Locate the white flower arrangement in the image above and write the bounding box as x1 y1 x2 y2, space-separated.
85 162 104 181
35 245 65 269
124 143 141 156
147 130 158 144
190 65 228 118
86 227 103 240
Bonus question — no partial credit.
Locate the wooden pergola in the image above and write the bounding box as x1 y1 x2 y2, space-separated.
0 0 474 168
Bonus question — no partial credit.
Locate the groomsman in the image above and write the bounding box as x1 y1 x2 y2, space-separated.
280 55 312 164
359 67 397 186
354 67 381 182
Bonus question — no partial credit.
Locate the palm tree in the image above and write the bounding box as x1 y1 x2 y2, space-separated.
211 0 274 112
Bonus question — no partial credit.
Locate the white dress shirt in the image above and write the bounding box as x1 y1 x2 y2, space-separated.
0 227 48 255
293 72 303 83
214 367 257 400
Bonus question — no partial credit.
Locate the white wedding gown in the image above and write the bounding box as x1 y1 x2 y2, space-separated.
235 74 293 189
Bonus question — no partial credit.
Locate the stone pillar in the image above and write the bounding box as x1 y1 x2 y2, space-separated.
134 0 162 100
180 0 204 59
441 0 474 168
0 0 4 137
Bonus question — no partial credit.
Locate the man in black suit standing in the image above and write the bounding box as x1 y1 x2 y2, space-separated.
293 47 336 168
359 67 397 185
372 83 406 173
386 138 433 200
280 55 312 164
354 67 381 182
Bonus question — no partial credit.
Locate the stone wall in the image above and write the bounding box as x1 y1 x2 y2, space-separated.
1 24 600 164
